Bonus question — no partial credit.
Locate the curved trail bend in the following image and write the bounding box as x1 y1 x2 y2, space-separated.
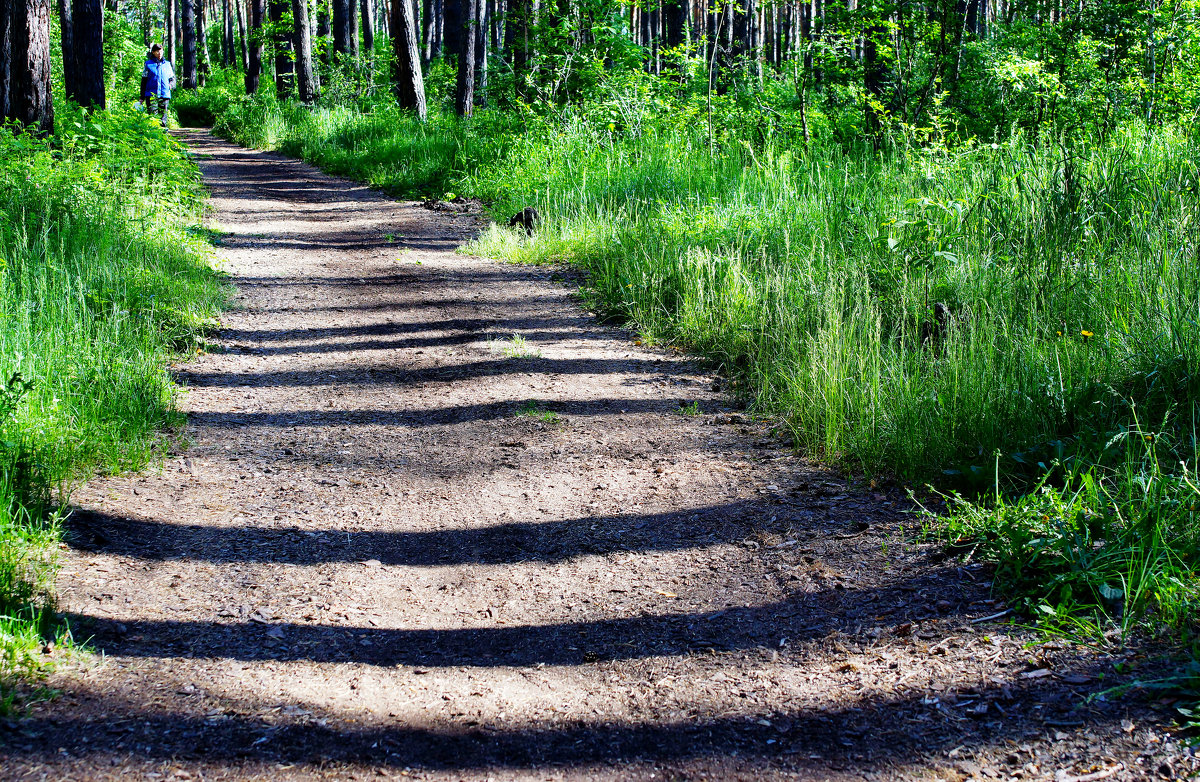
0 131 1182 781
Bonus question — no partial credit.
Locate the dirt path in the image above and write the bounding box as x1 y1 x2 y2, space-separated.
1 131 1193 781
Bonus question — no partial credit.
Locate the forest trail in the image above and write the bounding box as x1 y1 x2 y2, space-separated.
0 131 1183 781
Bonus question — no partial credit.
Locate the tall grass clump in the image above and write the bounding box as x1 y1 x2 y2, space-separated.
0 104 226 706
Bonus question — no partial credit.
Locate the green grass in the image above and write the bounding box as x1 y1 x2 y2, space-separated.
0 103 226 708
489 333 542 359
516 401 563 425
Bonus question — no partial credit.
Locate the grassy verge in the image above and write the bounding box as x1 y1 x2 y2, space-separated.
0 104 226 708
206 86 1200 687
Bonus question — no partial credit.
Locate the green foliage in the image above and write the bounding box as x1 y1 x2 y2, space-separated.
0 101 225 701
921 415 1200 687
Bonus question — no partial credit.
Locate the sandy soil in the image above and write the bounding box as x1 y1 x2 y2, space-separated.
0 131 1195 781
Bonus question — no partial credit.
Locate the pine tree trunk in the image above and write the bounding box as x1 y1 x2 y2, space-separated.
221 0 232 65
196 0 208 85
246 0 263 91
474 0 486 104
182 0 197 87
863 3 885 135
3 0 54 135
443 0 460 57
361 0 374 51
453 0 474 115
431 0 442 57
269 0 293 96
0 3 10 122
165 0 174 60
57 0 74 98
333 0 351 54
70 0 103 107
421 0 434 63
235 0 248 70
292 0 316 100
390 0 426 116
506 0 527 92
310 0 321 89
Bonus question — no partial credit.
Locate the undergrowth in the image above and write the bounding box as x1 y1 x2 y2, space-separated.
0 103 226 709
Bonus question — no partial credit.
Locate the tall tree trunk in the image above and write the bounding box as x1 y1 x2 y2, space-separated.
443 0 460 57
165 0 174 60
3 0 54 135
506 0 527 92
0 2 10 122
473 0 486 104
664 0 685 51
221 0 232 65
310 0 321 89
390 0 425 116
293 0 317 99
453 0 474 115
360 0 374 51
196 0 208 84
70 0 103 107
317 1 330 61
236 0 248 70
175 0 183 62
640 0 652 70
431 0 442 57
332 0 351 54
57 0 74 97
182 0 198 87
246 0 263 90
269 0 293 96
421 0 434 63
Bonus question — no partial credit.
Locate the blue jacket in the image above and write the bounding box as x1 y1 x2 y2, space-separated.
143 59 175 99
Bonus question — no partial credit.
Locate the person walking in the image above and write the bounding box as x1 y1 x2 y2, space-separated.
142 44 176 127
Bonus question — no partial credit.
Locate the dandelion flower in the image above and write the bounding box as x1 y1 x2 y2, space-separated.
1081 330 1093 337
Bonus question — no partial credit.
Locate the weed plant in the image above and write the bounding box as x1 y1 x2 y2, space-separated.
0 104 225 707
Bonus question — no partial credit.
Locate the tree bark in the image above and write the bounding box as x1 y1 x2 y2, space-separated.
453 0 474 115
235 0 248 70
293 0 317 100
245 0 263 91
473 0 486 104
69 0 103 107
182 0 197 87
506 0 527 91
221 0 232 65
0 0 10 123
420 0 433 63
333 0 351 54
390 0 425 116
196 0 208 85
269 0 294 96
443 0 461 58
57 0 74 97
360 0 374 51
165 0 174 60
3 0 54 135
